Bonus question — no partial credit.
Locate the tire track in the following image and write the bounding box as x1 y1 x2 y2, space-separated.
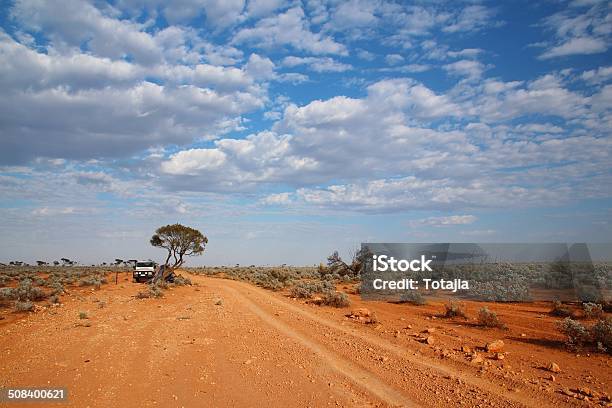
218 278 551 408
219 284 416 407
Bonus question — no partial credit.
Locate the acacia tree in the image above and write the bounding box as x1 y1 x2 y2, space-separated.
150 224 207 269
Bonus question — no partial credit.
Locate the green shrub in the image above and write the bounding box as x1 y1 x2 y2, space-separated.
173 275 192 286
398 290 427 305
15 300 34 312
557 318 590 350
582 302 603 319
550 300 573 317
591 317 612 353
321 291 350 308
79 311 89 319
136 284 164 299
444 301 468 319
477 307 506 329
290 281 335 299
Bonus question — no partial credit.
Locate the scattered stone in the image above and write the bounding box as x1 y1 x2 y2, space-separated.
425 336 435 345
346 308 377 324
547 362 561 373
548 375 556 382
213 298 223 306
485 340 504 353
349 308 371 317
561 388 576 398
471 354 484 364
461 345 472 353
576 388 597 398
424 328 436 334
494 352 505 360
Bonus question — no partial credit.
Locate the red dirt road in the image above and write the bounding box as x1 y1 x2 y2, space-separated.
1 275 610 407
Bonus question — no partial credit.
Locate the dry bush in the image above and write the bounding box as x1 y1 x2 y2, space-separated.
591 317 612 353
557 318 591 350
558 317 612 354
444 301 468 319
582 302 604 319
15 300 34 312
321 291 350 308
550 300 573 317
136 284 164 299
290 281 334 299
172 275 192 286
398 290 427 305
477 307 506 329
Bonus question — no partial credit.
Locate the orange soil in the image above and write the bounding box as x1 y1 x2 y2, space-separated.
0 274 610 407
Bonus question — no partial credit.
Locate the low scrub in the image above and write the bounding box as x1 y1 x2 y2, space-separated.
290 281 334 299
443 301 468 319
320 291 350 308
136 284 164 299
582 302 604 319
550 300 573 317
398 290 427 306
557 317 611 353
14 300 34 312
173 275 192 286
477 307 506 329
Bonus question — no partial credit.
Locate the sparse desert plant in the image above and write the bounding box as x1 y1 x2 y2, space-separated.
290 281 335 299
550 300 573 317
49 294 60 304
477 307 506 329
15 279 46 301
444 301 468 319
398 290 426 305
582 302 603 319
15 300 34 312
591 317 612 354
321 291 350 308
136 284 164 299
557 318 590 350
0 287 15 301
79 275 106 289
173 275 192 286
79 311 89 319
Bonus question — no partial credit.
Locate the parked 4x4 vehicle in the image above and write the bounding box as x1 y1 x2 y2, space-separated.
133 261 156 283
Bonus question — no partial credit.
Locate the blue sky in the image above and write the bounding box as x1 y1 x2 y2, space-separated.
0 0 610 266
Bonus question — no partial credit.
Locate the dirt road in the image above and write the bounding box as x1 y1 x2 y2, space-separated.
0 275 608 407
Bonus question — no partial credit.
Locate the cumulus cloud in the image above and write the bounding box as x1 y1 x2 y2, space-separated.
539 1 611 59
410 215 477 227
232 7 347 55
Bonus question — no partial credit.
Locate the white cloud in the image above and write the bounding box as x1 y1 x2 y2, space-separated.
540 36 607 59
385 54 404 66
539 2 610 59
443 59 486 79
260 192 293 205
581 66 612 84
232 7 347 55
442 5 496 34
162 149 227 175
410 215 477 227
246 0 286 19
12 0 163 65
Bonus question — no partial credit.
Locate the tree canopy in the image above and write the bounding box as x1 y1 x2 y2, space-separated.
150 223 207 269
